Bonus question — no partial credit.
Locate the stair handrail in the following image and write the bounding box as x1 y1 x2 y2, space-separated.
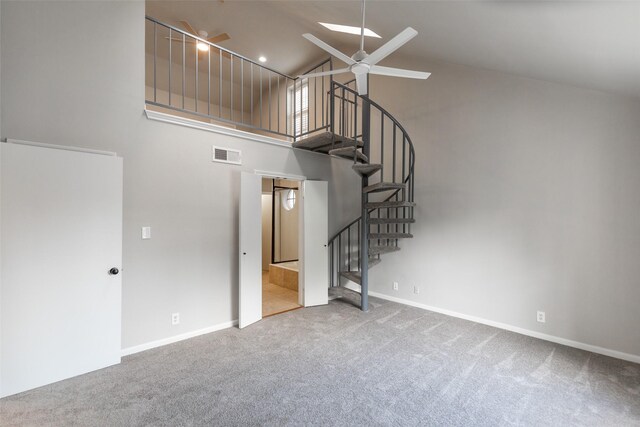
327 81 416 288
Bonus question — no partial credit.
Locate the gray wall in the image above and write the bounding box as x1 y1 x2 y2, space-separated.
367 57 640 357
0 1 360 349
3 1 639 360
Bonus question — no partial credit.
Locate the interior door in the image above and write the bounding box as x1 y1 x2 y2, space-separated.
239 172 262 328
301 180 329 307
1 142 123 398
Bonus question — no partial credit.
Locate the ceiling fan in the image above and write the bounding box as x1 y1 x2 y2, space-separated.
299 0 430 96
167 20 230 52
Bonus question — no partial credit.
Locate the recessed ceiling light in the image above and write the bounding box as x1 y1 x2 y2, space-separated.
258 56 267 63
318 22 381 38
196 42 209 52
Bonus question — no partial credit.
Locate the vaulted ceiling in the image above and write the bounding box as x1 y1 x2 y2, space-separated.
146 1 640 98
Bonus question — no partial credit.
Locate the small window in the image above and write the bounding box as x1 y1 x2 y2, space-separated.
288 80 309 137
282 189 296 211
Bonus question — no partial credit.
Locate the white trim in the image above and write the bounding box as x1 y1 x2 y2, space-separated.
121 320 238 357
5 139 117 157
144 108 293 148
254 170 306 181
366 291 640 364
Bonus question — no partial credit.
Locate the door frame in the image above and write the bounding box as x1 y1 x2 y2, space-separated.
254 170 306 307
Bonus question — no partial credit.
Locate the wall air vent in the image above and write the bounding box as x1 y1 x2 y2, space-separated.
212 146 241 165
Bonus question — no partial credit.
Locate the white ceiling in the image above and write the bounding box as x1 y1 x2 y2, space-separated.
146 1 640 98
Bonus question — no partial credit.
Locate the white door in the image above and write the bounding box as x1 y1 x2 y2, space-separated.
300 180 329 307
239 172 262 328
0 142 123 398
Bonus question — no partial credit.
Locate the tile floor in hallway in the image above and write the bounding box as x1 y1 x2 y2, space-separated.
262 272 301 317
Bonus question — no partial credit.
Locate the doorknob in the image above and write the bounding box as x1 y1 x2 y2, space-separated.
109 267 120 275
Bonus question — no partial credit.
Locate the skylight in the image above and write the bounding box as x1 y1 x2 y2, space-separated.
318 22 381 38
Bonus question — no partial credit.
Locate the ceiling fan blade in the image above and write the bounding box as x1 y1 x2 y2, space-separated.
297 68 351 79
364 27 418 66
207 33 230 44
166 37 197 44
210 46 232 59
179 20 197 36
369 65 431 79
302 34 356 65
355 73 368 96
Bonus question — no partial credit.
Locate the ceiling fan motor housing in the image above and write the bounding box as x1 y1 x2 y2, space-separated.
351 62 370 75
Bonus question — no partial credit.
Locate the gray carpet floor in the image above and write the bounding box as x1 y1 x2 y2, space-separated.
1 294 640 426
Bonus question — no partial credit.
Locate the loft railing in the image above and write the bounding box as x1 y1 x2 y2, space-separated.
327 81 416 289
145 16 332 141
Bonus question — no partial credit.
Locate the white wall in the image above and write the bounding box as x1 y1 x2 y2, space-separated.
0 0 3 395
0 1 360 349
367 57 640 358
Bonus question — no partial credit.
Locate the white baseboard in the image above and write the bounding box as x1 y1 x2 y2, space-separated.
121 320 238 357
367 291 640 364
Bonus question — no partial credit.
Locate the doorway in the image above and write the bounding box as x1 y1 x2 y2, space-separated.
261 178 301 317
239 172 328 329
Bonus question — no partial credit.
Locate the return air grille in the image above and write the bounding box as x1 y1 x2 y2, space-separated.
212 146 241 165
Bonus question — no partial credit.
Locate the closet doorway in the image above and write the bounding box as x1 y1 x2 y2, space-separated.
239 171 328 329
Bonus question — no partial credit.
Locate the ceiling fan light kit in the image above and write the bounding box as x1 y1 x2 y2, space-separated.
300 0 430 96
166 20 230 53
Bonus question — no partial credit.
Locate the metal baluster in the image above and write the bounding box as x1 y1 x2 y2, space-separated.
219 49 222 117
357 220 361 272
329 81 335 139
250 63 253 125
348 226 351 271
195 38 198 113
354 95 358 146
153 22 157 103
240 60 243 123
207 46 210 116
182 33 185 109
392 124 398 235
402 134 406 233
277 76 280 133
393 124 397 183
259 68 263 129
338 234 342 278
230 55 234 121
268 72 272 132
321 70 325 127
380 115 384 181
340 87 345 136
168 28 172 106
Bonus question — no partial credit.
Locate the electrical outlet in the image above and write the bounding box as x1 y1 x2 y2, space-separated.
537 311 546 323
393 281 399 291
413 285 420 295
172 312 180 325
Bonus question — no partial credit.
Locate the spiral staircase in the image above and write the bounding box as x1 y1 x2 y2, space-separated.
292 80 416 311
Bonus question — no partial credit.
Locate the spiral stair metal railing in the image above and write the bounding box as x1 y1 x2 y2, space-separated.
293 80 416 311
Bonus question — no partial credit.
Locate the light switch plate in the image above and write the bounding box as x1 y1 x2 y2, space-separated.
142 226 151 239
